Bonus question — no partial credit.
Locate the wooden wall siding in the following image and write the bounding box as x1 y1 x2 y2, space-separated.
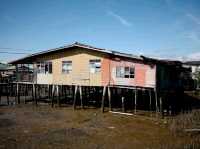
101 57 112 86
35 48 104 86
36 74 53 84
32 47 156 87
101 58 156 88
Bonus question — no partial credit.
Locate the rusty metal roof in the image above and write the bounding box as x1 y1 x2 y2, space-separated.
9 42 183 66
9 42 142 64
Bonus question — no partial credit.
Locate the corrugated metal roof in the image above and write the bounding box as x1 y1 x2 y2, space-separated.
8 42 183 66
9 42 142 64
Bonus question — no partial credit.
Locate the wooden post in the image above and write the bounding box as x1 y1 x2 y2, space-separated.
47 84 50 100
154 88 159 116
37 85 40 100
101 86 106 113
73 85 78 110
24 84 27 104
17 83 20 104
160 97 163 118
134 88 137 114
34 84 37 106
32 83 34 102
6 83 9 105
108 86 111 111
122 96 125 112
0 84 1 104
56 85 60 107
149 89 152 116
51 85 55 107
79 86 83 109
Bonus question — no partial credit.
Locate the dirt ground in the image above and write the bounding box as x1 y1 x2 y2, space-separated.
0 100 196 149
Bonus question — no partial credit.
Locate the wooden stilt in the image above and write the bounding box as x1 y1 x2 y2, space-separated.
122 96 125 112
0 84 1 104
134 88 137 114
56 85 60 107
6 84 9 105
47 84 49 100
31 83 34 103
17 83 20 104
101 86 106 113
79 86 83 109
154 88 158 117
73 85 78 110
34 84 37 106
51 85 55 107
108 86 111 111
149 89 152 116
24 84 27 104
160 97 163 118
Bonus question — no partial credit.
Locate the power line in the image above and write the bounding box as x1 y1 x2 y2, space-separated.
0 51 30 54
0 47 34 52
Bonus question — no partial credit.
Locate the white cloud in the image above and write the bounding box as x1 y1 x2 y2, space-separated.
186 13 200 26
107 10 132 27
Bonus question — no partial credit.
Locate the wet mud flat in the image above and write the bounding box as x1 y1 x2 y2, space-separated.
0 103 197 149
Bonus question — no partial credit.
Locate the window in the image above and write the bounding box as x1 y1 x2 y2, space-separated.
116 67 124 78
116 66 135 78
62 61 72 74
125 67 129 78
130 67 135 78
37 62 52 74
89 59 101 73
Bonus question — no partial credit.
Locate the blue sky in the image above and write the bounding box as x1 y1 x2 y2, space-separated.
0 0 200 62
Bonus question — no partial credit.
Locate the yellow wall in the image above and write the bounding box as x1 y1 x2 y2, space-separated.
35 48 105 86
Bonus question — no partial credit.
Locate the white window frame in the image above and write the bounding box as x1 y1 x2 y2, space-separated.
62 61 72 74
116 66 135 78
89 59 101 73
37 62 52 74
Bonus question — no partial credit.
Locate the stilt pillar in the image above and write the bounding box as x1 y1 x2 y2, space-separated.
73 85 78 110
101 86 107 113
108 86 111 111
79 86 83 109
134 88 137 114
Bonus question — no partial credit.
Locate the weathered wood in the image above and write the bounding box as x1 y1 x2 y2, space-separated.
154 89 159 117
47 84 49 99
79 86 83 109
134 88 137 114
31 83 34 102
56 85 60 107
101 86 106 113
24 84 27 104
121 96 125 113
110 111 133 116
149 89 152 116
34 84 37 106
51 85 55 107
159 97 163 118
17 83 20 104
0 84 1 104
73 85 78 110
184 129 200 132
108 86 111 111
6 84 9 105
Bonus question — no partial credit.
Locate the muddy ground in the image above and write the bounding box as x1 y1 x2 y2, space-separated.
0 98 197 149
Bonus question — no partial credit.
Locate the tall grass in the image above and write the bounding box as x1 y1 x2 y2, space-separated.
169 110 200 136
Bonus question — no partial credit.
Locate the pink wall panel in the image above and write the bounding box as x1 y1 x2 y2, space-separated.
101 57 156 88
